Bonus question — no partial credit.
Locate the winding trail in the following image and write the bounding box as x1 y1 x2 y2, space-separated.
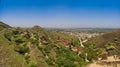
78 37 84 48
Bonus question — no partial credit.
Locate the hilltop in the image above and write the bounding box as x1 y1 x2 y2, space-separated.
0 21 11 31
0 22 87 67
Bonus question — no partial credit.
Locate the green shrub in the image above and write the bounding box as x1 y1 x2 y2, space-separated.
4 31 13 41
105 43 115 51
56 57 75 67
30 38 39 45
45 58 54 66
15 38 24 44
28 61 37 67
14 45 29 54
24 54 30 64
12 30 19 35
71 38 79 47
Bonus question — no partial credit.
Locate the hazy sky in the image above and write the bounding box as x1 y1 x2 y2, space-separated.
0 0 120 28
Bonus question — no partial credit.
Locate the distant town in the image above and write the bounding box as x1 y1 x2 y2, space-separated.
47 28 116 43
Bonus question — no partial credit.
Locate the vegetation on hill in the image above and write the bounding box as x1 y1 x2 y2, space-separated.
0 21 11 31
0 21 120 67
0 31 27 67
85 29 120 59
0 22 88 67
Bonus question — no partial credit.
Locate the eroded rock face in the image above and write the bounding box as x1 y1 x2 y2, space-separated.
88 56 120 67
88 62 120 67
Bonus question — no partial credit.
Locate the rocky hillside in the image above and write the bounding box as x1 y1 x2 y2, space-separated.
0 22 88 67
0 21 120 67
85 29 120 67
